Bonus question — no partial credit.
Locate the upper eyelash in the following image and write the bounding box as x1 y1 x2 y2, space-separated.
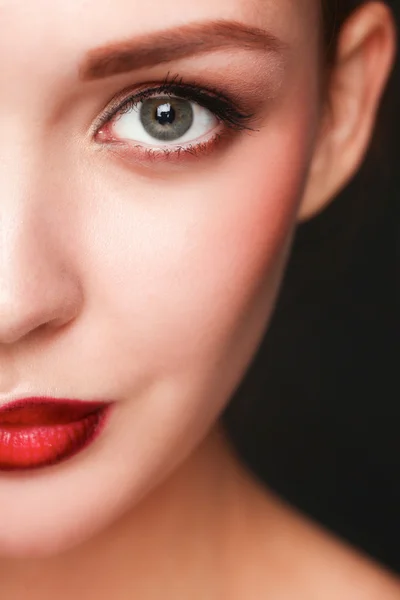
95 72 258 134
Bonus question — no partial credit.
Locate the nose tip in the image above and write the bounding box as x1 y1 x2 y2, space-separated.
0 276 81 345
0 267 82 345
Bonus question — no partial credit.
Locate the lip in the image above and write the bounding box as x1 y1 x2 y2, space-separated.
0 397 113 471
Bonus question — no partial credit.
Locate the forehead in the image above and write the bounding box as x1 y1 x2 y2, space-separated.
0 0 318 71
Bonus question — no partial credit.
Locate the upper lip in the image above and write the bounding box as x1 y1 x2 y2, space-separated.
0 396 110 409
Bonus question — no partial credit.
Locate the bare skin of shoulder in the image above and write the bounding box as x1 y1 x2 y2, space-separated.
1 425 399 600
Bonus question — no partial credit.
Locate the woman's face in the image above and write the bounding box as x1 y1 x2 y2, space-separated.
0 0 322 556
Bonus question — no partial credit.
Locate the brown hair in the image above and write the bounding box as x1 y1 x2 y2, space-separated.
322 0 365 61
222 0 395 432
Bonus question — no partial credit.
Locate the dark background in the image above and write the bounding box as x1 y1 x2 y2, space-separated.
223 1 400 576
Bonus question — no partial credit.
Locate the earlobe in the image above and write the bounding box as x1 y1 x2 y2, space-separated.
298 1 397 222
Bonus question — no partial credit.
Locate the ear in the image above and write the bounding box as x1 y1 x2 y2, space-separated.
298 1 397 221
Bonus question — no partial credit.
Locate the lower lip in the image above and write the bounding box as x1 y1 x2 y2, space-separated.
0 400 112 471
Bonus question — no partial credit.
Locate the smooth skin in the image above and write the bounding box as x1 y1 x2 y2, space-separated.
0 0 397 597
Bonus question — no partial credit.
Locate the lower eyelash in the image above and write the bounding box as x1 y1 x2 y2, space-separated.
110 132 227 165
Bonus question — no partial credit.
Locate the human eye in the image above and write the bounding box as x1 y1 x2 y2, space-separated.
93 74 256 164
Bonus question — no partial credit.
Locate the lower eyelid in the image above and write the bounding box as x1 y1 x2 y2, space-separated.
100 130 232 166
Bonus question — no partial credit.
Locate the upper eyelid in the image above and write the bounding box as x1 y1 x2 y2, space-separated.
93 88 207 134
109 88 233 121
105 79 237 110
91 82 209 131
113 85 214 112
92 80 250 133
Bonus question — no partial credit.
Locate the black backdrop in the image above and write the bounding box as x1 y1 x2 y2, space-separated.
223 1 400 575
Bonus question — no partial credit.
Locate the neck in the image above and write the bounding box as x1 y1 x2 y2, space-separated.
0 424 266 598
2 424 399 599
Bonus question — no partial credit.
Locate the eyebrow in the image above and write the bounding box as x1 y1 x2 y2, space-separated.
79 20 286 81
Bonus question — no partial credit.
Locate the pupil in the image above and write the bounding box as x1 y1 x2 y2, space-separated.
156 103 175 126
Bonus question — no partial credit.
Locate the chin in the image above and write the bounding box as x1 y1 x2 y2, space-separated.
0 511 99 560
0 464 121 560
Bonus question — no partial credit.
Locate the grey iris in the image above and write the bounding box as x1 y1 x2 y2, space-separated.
140 97 194 141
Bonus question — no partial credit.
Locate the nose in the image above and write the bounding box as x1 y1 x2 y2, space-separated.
0 204 82 346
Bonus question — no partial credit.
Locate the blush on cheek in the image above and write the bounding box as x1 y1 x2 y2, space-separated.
173 114 317 363
190 124 314 304
74 85 318 388
136 156 309 380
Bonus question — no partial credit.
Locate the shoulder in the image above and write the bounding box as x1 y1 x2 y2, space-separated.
221 468 400 600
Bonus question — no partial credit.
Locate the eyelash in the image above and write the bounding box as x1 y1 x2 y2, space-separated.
94 73 257 162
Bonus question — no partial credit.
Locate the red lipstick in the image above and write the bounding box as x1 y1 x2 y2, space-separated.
0 398 112 471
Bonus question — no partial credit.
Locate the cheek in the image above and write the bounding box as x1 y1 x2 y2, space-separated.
67 90 318 398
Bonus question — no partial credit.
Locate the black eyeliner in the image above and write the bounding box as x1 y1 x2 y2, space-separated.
95 72 258 133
